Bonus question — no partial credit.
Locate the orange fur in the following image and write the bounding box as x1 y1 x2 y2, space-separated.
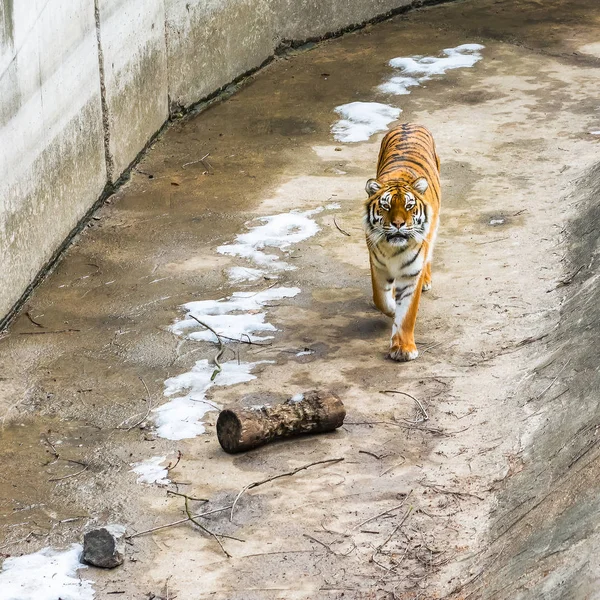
363 124 440 361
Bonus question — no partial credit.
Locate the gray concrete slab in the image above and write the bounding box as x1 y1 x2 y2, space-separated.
0 0 599 598
0 0 107 324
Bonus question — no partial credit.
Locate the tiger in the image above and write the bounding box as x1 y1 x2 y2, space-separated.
363 123 441 362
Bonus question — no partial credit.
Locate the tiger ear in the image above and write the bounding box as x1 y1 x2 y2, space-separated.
412 177 428 194
366 179 382 196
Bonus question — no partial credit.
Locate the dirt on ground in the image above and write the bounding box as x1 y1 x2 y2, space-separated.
1 0 600 598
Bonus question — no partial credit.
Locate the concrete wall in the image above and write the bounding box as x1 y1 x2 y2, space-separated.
0 0 420 324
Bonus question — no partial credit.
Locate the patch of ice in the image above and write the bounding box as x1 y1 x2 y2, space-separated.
131 456 170 485
290 393 305 403
380 44 485 95
170 287 301 343
331 102 401 143
489 218 505 225
227 267 267 283
378 75 421 95
155 359 271 440
0 544 94 600
590 130 600 135
296 350 314 357
218 209 322 271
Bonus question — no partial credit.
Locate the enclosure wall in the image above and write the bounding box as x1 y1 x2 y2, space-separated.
0 0 423 323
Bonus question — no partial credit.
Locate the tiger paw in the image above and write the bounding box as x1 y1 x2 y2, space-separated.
422 281 432 292
388 346 419 362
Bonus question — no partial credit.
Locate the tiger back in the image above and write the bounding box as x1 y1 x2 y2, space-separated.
363 123 441 361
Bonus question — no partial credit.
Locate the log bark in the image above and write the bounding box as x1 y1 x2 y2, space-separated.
216 390 346 453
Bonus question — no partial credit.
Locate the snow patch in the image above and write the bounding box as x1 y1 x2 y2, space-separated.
227 266 268 283
218 209 322 272
154 359 271 440
590 130 600 135
380 44 485 95
331 102 401 143
131 456 170 485
0 544 94 600
290 393 305 403
170 287 301 343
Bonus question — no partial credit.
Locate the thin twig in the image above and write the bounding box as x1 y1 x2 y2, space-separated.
188 315 225 381
126 504 233 539
377 506 413 551
19 329 80 335
333 216 351 236
48 465 89 482
184 495 231 558
353 491 412 530
380 456 406 476
25 312 44 328
420 480 484 501
118 377 154 431
166 450 183 472
380 390 429 422
182 153 210 169
230 458 344 521
167 490 208 502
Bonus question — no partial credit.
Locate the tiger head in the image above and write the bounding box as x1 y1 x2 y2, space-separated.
364 177 430 247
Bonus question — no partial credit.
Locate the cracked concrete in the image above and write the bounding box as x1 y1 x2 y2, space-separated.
1 0 600 598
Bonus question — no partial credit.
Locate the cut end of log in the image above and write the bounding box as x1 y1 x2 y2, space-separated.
216 409 244 453
217 391 346 454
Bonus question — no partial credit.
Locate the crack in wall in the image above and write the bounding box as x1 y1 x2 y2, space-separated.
94 0 114 183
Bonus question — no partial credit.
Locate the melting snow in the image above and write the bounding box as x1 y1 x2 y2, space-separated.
380 44 485 95
218 209 323 272
331 102 401 143
130 456 170 485
0 544 94 600
170 287 301 343
154 359 270 440
227 266 268 283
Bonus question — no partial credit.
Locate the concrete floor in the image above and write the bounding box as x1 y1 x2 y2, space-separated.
1 0 600 598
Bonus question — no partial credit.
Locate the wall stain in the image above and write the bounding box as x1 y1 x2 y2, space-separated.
0 0 14 47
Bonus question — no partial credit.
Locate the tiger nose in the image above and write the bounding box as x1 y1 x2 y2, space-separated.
392 219 405 229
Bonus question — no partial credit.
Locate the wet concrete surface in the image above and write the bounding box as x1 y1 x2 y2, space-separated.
1 0 600 598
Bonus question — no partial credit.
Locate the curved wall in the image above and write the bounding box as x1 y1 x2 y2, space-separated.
0 0 429 325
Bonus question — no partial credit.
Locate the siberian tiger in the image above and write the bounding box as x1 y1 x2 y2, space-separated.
364 124 441 361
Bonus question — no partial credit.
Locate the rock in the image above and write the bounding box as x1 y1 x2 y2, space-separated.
81 524 126 568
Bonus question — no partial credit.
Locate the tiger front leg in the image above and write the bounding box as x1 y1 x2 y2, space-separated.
370 256 395 318
389 280 423 362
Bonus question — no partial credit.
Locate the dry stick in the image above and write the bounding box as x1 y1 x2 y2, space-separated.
19 329 80 335
380 390 429 422
380 456 407 477
230 458 344 522
126 504 234 540
167 490 208 503
182 152 210 169
188 315 225 381
119 377 154 431
333 216 351 236
420 480 484 502
25 312 44 328
353 491 412 530
377 506 413 552
48 465 89 482
183 495 231 558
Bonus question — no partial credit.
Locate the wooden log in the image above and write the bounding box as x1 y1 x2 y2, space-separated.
216 390 346 453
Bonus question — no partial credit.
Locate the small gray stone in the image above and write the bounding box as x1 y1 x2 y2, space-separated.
81 524 126 568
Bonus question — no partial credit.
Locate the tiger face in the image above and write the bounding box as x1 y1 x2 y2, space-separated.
364 177 430 247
